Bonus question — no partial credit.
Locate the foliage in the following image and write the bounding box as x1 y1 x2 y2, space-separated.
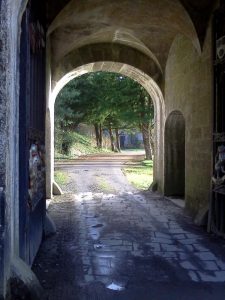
55 71 154 156
55 130 111 158
54 171 69 186
55 128 77 155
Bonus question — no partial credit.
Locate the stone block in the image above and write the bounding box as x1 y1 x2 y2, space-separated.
180 261 197 270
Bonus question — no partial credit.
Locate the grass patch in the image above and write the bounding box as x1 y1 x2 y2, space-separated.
55 131 112 160
54 171 69 186
123 160 153 190
96 178 115 193
142 160 153 167
121 148 145 152
55 152 74 160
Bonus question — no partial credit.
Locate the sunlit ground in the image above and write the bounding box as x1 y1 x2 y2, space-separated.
122 160 153 190
55 160 153 191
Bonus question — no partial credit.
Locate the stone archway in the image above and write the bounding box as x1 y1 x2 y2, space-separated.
45 0 205 199
0 0 218 297
46 62 165 198
164 110 185 197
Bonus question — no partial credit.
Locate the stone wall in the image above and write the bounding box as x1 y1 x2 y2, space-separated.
0 0 28 298
165 25 213 215
0 1 9 296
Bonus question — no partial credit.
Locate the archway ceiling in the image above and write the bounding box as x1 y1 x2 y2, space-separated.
47 0 214 74
52 43 164 86
50 27 171 71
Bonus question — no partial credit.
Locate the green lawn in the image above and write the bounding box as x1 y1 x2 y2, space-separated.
54 170 69 186
123 160 153 190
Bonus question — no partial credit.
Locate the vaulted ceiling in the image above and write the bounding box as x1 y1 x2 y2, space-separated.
46 0 215 82
46 0 214 43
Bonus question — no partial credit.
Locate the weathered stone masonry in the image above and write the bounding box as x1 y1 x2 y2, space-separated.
0 0 10 297
165 27 213 215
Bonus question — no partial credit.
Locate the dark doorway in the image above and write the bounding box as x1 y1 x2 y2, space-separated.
164 111 185 197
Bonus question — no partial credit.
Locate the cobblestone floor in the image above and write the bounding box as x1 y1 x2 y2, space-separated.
33 164 225 299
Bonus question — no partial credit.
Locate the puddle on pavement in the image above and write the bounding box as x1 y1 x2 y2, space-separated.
92 223 103 228
106 282 125 291
90 231 100 240
94 243 104 250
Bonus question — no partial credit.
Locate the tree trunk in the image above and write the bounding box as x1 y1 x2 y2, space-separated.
108 125 115 152
99 123 103 148
141 123 152 160
115 128 121 152
94 123 100 148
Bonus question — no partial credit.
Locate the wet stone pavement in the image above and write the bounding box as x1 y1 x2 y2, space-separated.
33 165 225 299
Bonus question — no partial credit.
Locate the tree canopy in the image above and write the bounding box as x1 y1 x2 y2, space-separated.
55 71 154 158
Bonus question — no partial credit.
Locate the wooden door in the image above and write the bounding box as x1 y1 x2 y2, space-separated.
19 1 46 265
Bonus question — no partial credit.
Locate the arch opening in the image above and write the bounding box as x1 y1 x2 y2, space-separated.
54 71 154 166
46 62 165 198
164 111 185 198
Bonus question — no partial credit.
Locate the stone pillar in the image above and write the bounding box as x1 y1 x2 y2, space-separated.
45 107 54 199
0 1 10 297
45 39 54 199
0 189 5 300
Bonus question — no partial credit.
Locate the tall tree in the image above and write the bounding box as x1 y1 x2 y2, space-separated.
55 72 155 158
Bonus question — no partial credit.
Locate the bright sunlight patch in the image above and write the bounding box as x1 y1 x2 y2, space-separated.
123 160 153 190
